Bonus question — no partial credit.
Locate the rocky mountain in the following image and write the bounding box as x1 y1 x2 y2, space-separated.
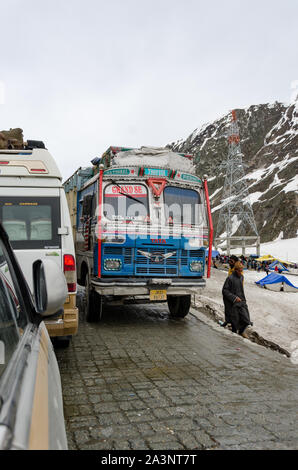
168 100 298 244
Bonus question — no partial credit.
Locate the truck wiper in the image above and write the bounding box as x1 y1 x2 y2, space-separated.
110 180 147 207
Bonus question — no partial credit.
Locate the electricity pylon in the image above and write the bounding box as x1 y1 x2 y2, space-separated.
215 110 260 256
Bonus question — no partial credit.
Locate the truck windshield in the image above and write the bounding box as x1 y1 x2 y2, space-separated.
104 184 149 221
164 186 201 226
0 197 61 249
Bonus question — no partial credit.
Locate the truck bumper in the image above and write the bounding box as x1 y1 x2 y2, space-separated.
45 293 79 337
91 277 206 296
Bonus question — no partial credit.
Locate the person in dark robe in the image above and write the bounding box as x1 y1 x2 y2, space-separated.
220 255 239 328
222 261 252 337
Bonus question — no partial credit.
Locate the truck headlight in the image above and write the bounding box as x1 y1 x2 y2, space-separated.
190 261 203 272
104 259 122 271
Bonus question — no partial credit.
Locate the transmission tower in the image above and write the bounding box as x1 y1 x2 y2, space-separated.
215 110 260 256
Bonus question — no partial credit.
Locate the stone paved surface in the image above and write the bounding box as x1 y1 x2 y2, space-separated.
55 299 298 450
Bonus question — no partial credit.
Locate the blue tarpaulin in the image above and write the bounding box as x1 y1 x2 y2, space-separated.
212 250 220 258
268 260 289 272
255 273 298 292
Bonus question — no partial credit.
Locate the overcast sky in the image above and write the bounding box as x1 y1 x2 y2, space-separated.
1 0 298 179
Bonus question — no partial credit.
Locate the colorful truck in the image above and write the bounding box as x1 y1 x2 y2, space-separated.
63 146 213 321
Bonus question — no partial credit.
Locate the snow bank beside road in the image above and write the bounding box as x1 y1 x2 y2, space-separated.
199 268 298 363
230 236 298 264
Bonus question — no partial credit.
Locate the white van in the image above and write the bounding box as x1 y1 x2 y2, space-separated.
0 141 78 344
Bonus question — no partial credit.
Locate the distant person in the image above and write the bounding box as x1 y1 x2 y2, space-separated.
228 255 239 275
222 262 252 337
220 255 239 328
275 265 278 272
265 265 269 275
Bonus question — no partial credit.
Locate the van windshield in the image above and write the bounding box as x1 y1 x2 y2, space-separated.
0 197 61 249
104 184 149 221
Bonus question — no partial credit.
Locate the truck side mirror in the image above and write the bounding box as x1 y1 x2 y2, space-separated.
33 259 68 316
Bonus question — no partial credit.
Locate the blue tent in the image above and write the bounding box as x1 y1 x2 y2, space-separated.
268 260 289 272
255 273 298 292
212 250 220 258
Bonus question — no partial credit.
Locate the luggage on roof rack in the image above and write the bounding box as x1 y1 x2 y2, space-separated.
0 128 24 149
0 129 46 150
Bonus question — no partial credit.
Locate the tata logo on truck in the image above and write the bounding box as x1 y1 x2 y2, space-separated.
151 239 166 244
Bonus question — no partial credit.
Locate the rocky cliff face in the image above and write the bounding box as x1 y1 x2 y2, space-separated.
168 100 298 243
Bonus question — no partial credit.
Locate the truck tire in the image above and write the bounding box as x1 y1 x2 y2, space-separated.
53 336 71 348
84 274 103 322
167 295 191 318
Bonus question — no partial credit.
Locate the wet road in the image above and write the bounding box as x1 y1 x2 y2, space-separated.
55 297 298 450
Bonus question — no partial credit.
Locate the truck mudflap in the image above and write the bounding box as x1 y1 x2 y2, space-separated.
91 277 206 297
45 293 78 337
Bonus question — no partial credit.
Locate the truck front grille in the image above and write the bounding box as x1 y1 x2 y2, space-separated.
181 249 205 265
135 248 178 276
103 246 133 264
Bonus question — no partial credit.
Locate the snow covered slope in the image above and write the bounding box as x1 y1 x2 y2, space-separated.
168 100 298 244
231 235 298 264
201 268 298 361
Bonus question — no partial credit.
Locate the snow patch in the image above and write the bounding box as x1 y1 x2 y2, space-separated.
230 215 241 236
203 268 298 355
209 187 222 200
282 174 298 194
231 236 298 263
243 191 263 205
243 168 267 181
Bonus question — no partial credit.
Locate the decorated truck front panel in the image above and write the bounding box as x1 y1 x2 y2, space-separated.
77 172 208 279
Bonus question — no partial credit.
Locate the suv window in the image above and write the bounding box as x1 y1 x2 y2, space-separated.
0 236 31 378
0 242 28 327
0 274 20 378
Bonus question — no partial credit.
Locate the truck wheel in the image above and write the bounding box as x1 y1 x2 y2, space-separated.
53 336 71 348
167 295 191 318
84 275 103 322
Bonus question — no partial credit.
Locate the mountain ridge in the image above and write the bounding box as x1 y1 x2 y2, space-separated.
168 100 298 244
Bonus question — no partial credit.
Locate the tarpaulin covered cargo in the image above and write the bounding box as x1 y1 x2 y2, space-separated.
255 273 298 292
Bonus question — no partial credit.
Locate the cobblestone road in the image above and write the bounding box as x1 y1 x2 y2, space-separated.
55 299 298 450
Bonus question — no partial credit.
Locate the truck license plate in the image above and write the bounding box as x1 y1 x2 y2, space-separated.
150 289 167 301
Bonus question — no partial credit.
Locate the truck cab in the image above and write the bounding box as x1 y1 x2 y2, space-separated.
64 146 213 321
